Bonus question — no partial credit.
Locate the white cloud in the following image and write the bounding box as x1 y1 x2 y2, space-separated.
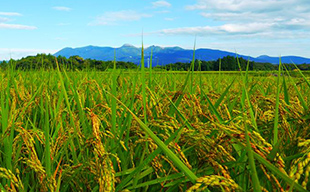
158 23 274 36
154 22 310 41
0 17 10 22
53 6 72 11
164 18 175 21
89 10 152 26
152 1 171 8
185 0 293 11
186 0 310 25
0 12 22 16
0 11 37 30
165 0 310 39
0 48 56 60
220 23 274 34
0 23 37 30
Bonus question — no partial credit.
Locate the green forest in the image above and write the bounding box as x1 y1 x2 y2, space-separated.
1 54 310 71
0 54 138 71
157 56 310 71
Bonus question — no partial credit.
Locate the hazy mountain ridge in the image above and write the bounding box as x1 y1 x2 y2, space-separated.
54 44 310 65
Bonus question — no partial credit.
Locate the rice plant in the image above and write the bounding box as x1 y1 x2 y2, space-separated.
0 50 310 192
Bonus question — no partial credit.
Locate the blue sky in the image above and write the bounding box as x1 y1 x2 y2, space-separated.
0 0 309 60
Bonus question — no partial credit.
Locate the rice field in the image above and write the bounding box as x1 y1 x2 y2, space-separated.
1 57 310 192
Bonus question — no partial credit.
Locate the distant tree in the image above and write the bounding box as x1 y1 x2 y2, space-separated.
5 53 310 71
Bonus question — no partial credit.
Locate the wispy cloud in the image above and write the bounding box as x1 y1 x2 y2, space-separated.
185 0 299 12
0 12 22 16
0 23 37 30
0 17 10 22
152 1 171 8
155 23 310 40
0 48 56 60
157 23 272 36
52 6 72 11
0 11 37 30
162 0 310 39
186 0 310 27
89 10 152 26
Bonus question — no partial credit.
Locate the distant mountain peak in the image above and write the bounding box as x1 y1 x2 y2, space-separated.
62 47 73 50
165 46 183 50
121 44 135 48
257 55 270 58
85 45 98 48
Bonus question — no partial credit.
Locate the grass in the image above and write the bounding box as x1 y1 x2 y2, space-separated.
0 52 310 192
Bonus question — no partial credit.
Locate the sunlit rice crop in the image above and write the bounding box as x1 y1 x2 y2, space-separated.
0 50 309 192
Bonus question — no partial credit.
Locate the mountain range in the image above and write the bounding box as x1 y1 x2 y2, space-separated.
54 44 310 65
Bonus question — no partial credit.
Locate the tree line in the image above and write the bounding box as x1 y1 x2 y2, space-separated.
0 54 138 71
155 56 310 71
1 54 309 71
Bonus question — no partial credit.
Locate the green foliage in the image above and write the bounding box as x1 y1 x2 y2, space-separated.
0 66 310 191
1 55 310 71
0 54 138 71
156 56 310 71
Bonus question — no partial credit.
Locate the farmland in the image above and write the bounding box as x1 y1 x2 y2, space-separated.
0 59 310 192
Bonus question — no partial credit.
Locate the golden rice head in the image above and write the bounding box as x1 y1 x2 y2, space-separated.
0 167 24 191
186 175 239 192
